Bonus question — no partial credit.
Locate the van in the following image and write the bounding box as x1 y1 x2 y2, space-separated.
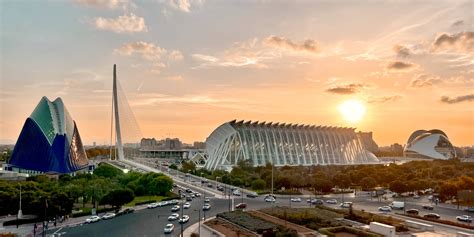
390 201 405 210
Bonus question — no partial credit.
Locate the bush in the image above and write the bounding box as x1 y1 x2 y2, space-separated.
251 179 266 190
319 226 382 237
217 211 277 233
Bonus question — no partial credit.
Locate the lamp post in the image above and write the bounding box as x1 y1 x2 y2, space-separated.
194 209 201 237
18 183 23 219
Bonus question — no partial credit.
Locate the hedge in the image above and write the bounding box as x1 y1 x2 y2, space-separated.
319 226 382 237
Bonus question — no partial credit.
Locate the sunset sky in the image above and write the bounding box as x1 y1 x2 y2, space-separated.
1 0 473 146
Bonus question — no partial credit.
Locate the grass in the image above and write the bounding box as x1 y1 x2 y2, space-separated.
124 195 168 206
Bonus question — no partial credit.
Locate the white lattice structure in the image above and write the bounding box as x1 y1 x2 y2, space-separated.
205 120 379 170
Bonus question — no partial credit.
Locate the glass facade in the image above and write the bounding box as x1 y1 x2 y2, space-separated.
205 120 379 170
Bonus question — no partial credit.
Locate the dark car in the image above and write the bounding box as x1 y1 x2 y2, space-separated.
186 189 193 193
115 208 134 216
311 199 324 205
235 203 247 209
424 213 440 219
217 186 224 191
465 207 474 213
186 196 193 201
406 209 419 215
246 193 258 198
422 205 434 210
207 183 213 188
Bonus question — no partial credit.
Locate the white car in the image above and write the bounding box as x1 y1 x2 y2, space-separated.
171 205 180 212
147 203 158 209
326 199 338 204
290 197 302 202
157 201 167 207
264 196 276 203
101 213 116 220
456 215 472 223
183 202 191 209
85 215 101 223
179 215 190 223
378 206 392 212
233 190 241 196
168 213 179 221
164 223 175 233
203 203 211 211
195 192 201 197
340 202 353 208
204 198 210 203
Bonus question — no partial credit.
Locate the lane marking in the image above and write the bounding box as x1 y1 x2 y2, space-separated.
53 227 63 235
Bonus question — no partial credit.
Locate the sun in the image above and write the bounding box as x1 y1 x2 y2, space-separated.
338 99 366 123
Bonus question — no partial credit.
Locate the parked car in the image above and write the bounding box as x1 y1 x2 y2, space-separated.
116 208 134 216
378 206 391 212
204 198 210 203
102 213 116 220
235 203 247 209
147 203 159 209
194 192 201 197
406 209 419 215
413 194 420 199
422 205 434 210
456 215 472 223
340 202 353 208
217 186 224 191
169 199 179 205
186 189 193 193
164 224 175 234
157 201 167 207
233 190 241 196
179 215 190 223
465 207 474 213
207 183 213 188
246 192 258 198
85 216 101 223
171 205 180 212
326 199 338 204
290 197 302 202
186 196 193 201
424 213 440 219
190 193 196 198
168 213 179 221
183 202 191 209
203 203 211 211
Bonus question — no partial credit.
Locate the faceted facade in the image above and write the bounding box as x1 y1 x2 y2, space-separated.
404 129 456 160
205 120 379 171
9 97 89 173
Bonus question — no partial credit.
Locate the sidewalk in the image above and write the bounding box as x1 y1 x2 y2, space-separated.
182 216 224 237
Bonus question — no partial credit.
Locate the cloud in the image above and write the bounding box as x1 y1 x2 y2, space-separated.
115 41 166 60
440 94 474 104
409 74 442 88
393 44 411 57
167 0 204 12
92 13 147 33
451 20 464 27
325 83 367 95
432 31 474 53
263 36 319 54
368 95 402 103
75 0 123 9
169 50 184 61
386 61 416 72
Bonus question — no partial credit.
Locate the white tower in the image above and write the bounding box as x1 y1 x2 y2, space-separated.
112 64 125 161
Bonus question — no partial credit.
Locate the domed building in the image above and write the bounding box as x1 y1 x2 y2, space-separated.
404 129 456 160
9 97 89 174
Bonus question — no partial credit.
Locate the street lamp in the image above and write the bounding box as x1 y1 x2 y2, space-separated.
193 209 201 237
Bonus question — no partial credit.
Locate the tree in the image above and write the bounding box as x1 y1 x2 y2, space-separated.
389 180 408 194
251 179 266 190
181 161 196 174
94 164 123 178
100 189 135 208
359 177 376 190
439 182 458 202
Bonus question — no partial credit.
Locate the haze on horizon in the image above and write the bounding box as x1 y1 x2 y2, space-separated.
0 0 473 146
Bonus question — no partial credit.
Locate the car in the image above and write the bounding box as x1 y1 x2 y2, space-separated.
116 207 134 216
190 193 196 198
171 205 180 212
326 199 338 204
169 199 179 205
207 183 213 188
203 203 211 211
179 215 190 223
168 213 180 221
217 186 225 191
246 192 258 198
173 184 178 187
406 209 419 215
340 202 353 208
164 224 175 233
233 190 241 196
204 198 210 203
413 195 420 199
186 196 193 201
195 192 201 197
422 205 434 210
423 213 440 219
85 215 101 223
183 202 191 209
157 201 168 207
147 203 159 209
235 203 247 209
264 196 276 203
378 206 391 212
456 215 472 223
102 212 116 220
465 207 474 213
186 189 193 193
290 197 302 202
311 199 324 205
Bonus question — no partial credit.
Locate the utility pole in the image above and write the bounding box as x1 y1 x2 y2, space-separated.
180 198 184 237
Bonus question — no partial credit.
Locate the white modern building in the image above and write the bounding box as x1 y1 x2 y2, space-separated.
404 129 456 160
205 120 379 171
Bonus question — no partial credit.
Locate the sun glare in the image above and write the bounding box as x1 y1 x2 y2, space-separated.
338 99 366 123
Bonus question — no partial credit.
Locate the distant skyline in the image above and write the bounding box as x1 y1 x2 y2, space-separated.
1 0 473 146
